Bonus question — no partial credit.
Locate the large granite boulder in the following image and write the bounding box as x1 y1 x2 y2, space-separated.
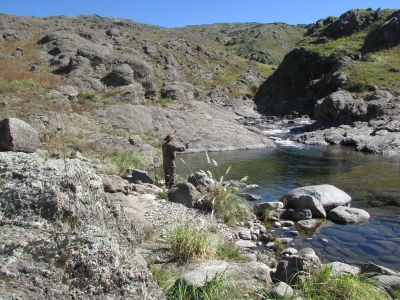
0 152 164 299
281 184 351 212
0 118 39 153
167 182 203 208
326 261 361 275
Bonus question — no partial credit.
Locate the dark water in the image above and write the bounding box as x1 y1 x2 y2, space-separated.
174 144 400 271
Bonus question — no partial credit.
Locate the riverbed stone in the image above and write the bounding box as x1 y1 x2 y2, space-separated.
326 261 360 275
252 201 285 214
275 251 321 284
360 262 400 277
234 240 257 248
282 184 351 212
281 220 295 227
371 275 400 292
277 238 293 244
260 233 273 242
381 255 400 264
238 230 252 240
297 219 317 230
298 248 315 256
282 247 298 256
373 240 400 252
267 281 294 298
359 243 390 256
328 206 370 224
323 228 367 244
268 208 293 220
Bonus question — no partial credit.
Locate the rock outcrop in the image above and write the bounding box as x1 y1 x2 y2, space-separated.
0 152 164 299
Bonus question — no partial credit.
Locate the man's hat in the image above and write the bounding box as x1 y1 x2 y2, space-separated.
164 134 174 141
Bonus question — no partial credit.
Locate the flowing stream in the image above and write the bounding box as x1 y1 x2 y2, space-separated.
173 121 400 271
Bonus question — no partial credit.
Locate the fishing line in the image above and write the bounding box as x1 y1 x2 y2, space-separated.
187 104 222 144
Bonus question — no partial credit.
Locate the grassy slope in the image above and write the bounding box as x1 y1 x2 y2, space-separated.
181 22 306 64
298 8 400 97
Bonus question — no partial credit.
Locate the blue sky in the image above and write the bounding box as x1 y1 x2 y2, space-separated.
2 0 399 28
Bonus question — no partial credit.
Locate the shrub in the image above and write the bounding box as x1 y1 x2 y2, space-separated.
100 125 114 134
78 91 98 102
167 223 214 263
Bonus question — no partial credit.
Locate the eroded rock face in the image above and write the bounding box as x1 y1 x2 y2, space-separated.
0 152 165 299
0 118 39 153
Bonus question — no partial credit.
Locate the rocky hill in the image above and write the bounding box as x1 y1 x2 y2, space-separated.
2 8 400 299
255 8 400 155
181 22 306 64
0 13 291 168
255 8 400 115
1 9 399 161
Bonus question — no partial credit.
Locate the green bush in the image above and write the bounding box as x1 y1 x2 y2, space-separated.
78 91 98 102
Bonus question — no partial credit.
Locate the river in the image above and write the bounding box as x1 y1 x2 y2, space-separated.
173 120 400 271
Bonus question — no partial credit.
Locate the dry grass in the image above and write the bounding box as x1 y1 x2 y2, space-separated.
167 222 215 263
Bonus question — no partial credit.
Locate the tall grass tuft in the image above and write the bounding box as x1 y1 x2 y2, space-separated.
167 223 215 263
110 151 148 174
295 265 392 300
165 271 244 300
148 263 177 292
202 184 253 224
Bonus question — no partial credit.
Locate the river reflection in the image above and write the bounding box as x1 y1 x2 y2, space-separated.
174 144 400 271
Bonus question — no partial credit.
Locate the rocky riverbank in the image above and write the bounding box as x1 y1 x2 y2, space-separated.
2 145 400 299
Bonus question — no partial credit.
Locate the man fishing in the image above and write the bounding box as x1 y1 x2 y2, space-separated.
162 134 190 189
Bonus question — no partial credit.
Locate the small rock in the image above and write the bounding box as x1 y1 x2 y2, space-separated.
328 206 370 224
297 219 317 230
234 240 257 249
